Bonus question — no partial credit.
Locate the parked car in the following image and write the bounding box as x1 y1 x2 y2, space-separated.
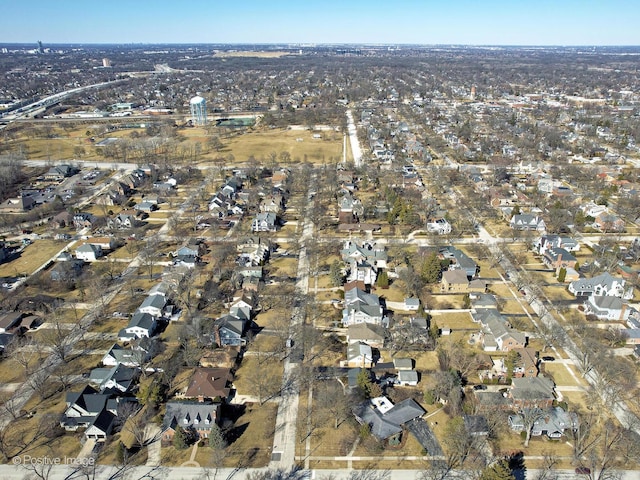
575 467 591 475
542 356 555 362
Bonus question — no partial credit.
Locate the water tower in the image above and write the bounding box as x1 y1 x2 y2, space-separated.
189 95 207 125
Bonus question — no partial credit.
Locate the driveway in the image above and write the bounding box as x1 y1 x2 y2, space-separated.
406 417 444 458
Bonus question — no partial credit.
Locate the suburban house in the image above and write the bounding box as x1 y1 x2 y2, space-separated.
463 415 490 437
397 370 419 386
510 214 546 232
75 243 103 262
251 212 278 232
474 309 527 352
441 269 470 292
541 247 577 272
440 246 478 278
118 312 157 341
135 201 157 213
584 295 631 321
352 396 426 444
341 241 388 270
51 211 75 229
0 312 24 334
426 218 452 235
89 365 139 394
86 236 117 251
259 195 285 214
107 212 140 230
511 348 540 378
593 212 625 232
73 213 98 230
346 342 374 368
342 288 385 327
60 385 118 441
102 343 149 368
137 294 167 318
162 401 221 445
509 377 555 409
237 237 271 266
535 235 580 255
184 367 233 402
568 272 633 299
509 407 578 439
346 259 378 286
347 323 387 348
404 298 420 311
212 314 247 347
49 259 84 282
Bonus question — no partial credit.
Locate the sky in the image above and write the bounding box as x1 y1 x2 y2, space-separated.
2 0 640 46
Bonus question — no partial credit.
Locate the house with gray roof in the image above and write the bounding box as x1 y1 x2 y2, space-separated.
118 312 157 341
343 287 386 327
510 214 546 232
213 315 247 347
510 377 555 409
584 295 631 321
509 407 578 439
541 247 577 272
102 343 149 367
75 243 102 262
138 294 167 318
251 212 278 232
568 272 633 299
352 397 425 444
440 246 478 278
89 364 139 394
60 385 118 441
162 401 221 446
347 323 387 348
341 240 388 269
346 342 373 368
397 370 419 386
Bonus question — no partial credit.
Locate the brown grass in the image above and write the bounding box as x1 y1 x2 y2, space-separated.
221 402 278 468
0 240 64 277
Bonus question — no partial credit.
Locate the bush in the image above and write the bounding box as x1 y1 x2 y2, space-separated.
424 390 435 405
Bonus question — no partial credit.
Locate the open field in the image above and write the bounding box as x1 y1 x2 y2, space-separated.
221 128 345 164
0 239 63 277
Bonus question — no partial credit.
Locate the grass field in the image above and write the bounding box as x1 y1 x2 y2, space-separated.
0 239 64 277
221 128 345 164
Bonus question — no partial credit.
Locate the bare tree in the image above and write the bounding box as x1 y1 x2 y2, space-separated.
520 407 545 447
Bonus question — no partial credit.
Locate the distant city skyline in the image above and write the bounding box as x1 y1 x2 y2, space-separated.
3 0 640 46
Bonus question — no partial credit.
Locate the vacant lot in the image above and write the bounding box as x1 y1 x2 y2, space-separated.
222 128 345 164
0 240 63 277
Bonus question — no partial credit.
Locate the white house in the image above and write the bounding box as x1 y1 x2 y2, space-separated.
138 294 167 318
426 218 452 235
118 312 157 341
75 243 103 262
568 272 633 299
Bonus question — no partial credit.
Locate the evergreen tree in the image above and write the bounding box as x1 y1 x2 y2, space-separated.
208 423 227 450
421 251 443 283
557 267 567 283
480 459 515 480
376 270 389 288
173 425 189 450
